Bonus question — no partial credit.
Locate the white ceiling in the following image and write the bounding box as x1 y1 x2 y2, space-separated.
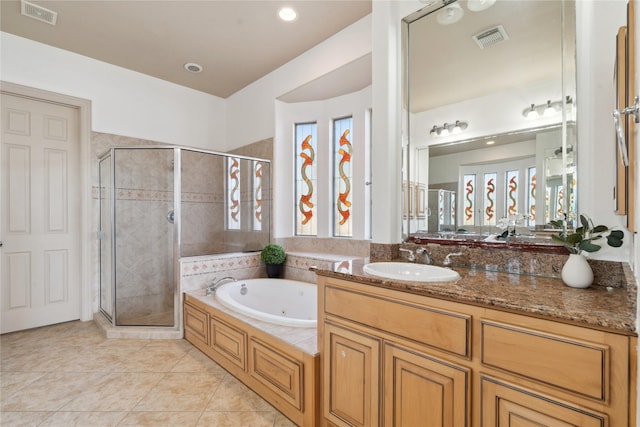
408 0 563 113
0 0 372 99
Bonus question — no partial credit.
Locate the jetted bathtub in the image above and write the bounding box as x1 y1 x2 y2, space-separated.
214 278 317 328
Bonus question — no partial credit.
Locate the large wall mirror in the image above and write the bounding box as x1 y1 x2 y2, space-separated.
402 0 576 244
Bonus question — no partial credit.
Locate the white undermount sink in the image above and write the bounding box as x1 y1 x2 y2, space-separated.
363 262 460 283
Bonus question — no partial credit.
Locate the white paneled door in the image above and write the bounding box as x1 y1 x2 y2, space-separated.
1 94 81 333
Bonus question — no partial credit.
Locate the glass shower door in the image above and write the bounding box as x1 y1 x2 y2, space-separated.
113 147 175 326
99 155 113 321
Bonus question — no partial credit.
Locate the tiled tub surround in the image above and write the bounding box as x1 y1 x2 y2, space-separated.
183 289 319 426
180 251 360 291
180 251 360 426
314 257 637 333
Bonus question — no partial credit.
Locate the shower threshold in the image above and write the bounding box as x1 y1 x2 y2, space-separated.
94 312 182 339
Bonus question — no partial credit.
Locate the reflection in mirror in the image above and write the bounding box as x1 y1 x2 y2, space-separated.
402 0 576 244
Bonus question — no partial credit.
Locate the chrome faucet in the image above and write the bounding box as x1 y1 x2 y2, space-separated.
443 252 463 266
399 247 416 262
205 276 236 295
415 247 432 265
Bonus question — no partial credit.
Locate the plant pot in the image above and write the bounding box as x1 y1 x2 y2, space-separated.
561 253 594 288
266 263 283 278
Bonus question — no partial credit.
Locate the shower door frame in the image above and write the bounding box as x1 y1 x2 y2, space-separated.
98 145 271 329
98 146 181 329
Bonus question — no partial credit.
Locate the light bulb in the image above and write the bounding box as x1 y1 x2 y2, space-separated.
523 104 538 119
437 3 464 25
543 100 555 117
467 0 497 12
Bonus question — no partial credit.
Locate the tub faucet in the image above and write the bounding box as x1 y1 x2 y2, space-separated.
416 247 432 265
205 276 236 295
443 252 463 266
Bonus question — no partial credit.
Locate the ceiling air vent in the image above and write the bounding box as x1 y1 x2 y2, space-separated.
472 25 509 49
21 0 57 25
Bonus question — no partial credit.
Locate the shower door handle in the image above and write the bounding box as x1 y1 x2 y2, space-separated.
167 211 175 224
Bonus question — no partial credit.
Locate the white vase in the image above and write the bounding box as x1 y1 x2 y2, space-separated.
561 253 594 288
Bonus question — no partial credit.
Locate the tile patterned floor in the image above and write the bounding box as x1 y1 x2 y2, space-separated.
0 320 297 426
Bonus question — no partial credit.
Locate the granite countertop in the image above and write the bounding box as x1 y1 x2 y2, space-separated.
313 258 638 335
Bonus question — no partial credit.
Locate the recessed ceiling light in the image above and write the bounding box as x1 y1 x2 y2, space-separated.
184 63 203 73
278 7 297 22
486 140 495 145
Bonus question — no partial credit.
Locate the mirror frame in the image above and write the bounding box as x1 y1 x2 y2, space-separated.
401 0 577 252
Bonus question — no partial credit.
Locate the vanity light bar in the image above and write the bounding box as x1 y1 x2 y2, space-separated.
430 120 468 137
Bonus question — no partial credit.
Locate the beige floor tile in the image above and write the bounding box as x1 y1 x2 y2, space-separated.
1 372 107 411
274 413 298 427
195 411 276 427
117 411 202 426
114 343 190 373
1 372 46 398
61 372 165 412
1 320 299 426
37 410 127 426
0 411 53 426
0 345 72 373
205 376 275 413
170 349 229 374
133 372 222 412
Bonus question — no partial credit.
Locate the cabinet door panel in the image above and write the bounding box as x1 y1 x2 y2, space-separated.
324 322 380 427
481 376 607 427
210 316 247 370
184 302 208 347
249 338 302 410
384 343 469 427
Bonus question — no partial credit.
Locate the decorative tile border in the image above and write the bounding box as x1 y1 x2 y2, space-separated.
91 186 224 203
180 253 262 277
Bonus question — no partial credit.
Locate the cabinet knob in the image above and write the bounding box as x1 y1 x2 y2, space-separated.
341 350 346 358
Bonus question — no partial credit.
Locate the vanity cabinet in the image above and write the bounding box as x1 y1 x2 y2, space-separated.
317 276 636 427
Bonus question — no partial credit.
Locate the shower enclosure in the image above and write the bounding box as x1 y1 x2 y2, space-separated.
98 147 271 327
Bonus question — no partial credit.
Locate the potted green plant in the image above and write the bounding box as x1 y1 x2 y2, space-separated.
550 214 624 288
261 244 286 278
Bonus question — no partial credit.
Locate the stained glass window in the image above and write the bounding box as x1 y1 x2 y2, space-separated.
295 122 317 236
227 157 241 230
253 160 263 231
506 170 519 216
333 117 353 237
483 173 497 226
450 193 456 227
526 167 536 226
463 174 476 226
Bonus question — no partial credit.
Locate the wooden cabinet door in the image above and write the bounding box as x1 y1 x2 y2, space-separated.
184 302 208 347
324 322 380 427
383 343 469 427
481 376 607 427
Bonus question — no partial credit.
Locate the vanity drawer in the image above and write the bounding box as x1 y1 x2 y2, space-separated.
325 284 470 357
481 321 608 401
250 338 302 410
210 316 247 371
